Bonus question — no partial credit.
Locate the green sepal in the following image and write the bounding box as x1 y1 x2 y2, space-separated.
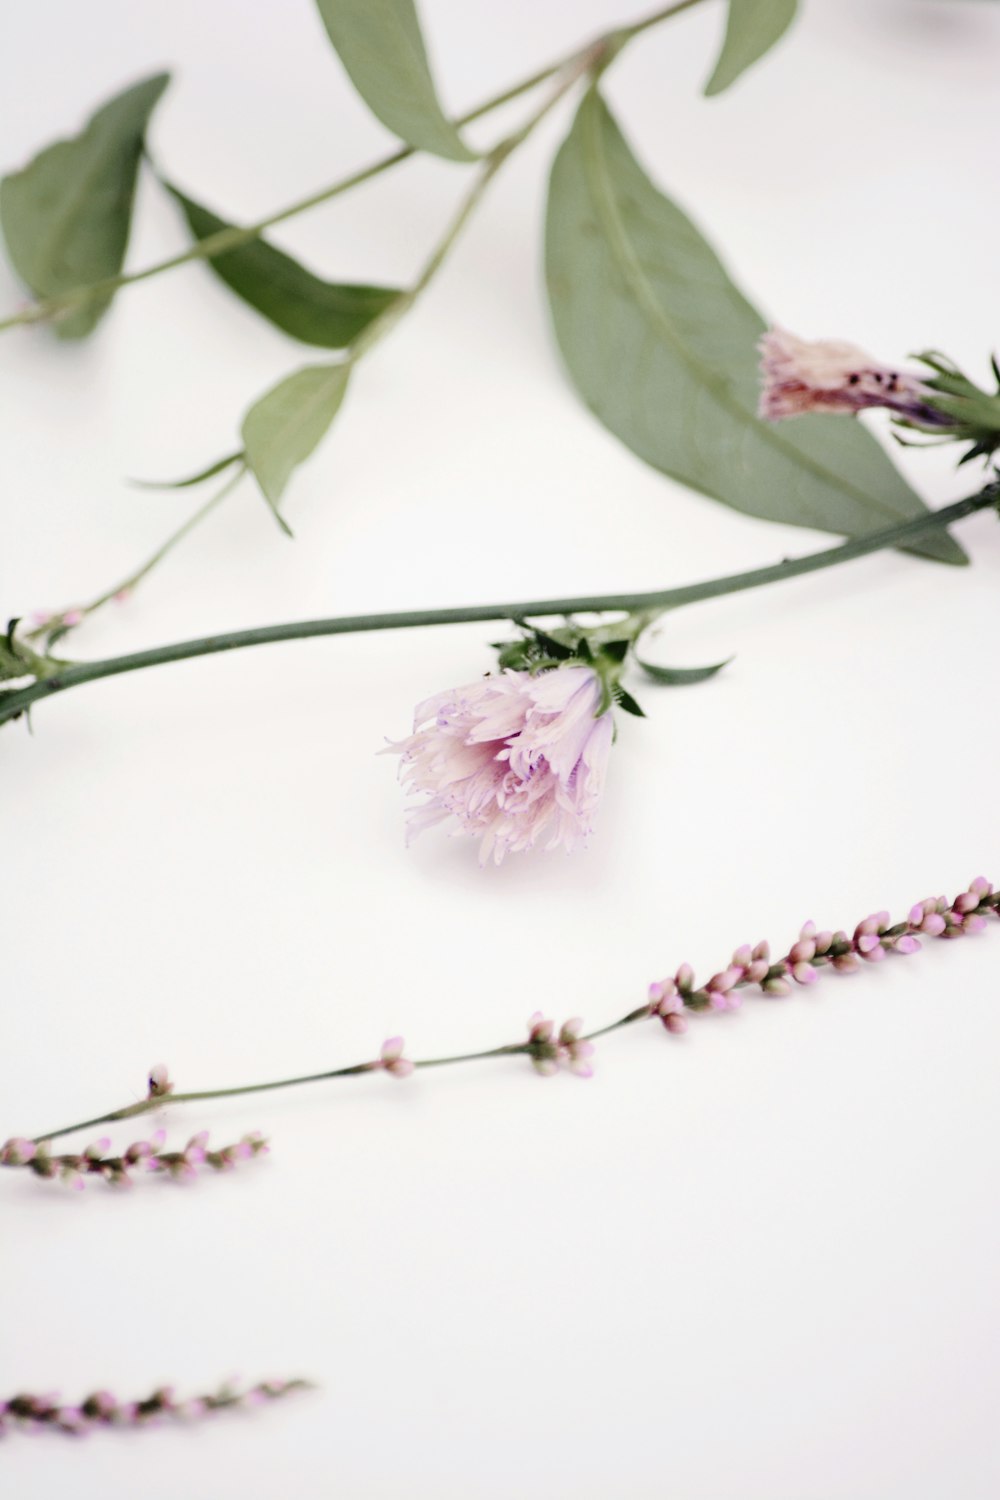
614 685 646 718
637 655 733 686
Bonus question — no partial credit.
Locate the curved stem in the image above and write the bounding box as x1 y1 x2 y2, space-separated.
2 485 995 728
0 0 706 335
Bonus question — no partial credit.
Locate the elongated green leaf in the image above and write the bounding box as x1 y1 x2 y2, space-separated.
637 656 733 685
0 74 169 338
314 0 475 161
129 450 245 491
242 364 350 528
164 181 401 348
544 89 965 566
705 0 798 96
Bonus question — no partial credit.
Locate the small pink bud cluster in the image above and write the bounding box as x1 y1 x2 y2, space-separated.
0 1379 309 1438
527 1013 595 1078
147 1063 173 1098
378 1037 414 1078
647 879 997 1035
0 1130 268 1189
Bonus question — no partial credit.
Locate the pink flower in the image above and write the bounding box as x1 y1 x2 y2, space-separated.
758 328 946 425
390 667 614 864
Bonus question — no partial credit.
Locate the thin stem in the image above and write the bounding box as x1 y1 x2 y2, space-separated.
343 48 594 366
20 58 587 637
23 881 998 1147
2 485 995 727
0 0 706 334
26 464 246 642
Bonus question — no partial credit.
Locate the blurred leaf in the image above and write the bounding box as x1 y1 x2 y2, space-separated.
0 73 170 338
314 0 475 161
637 656 733 685
704 0 798 96
164 181 402 347
129 450 245 491
544 88 965 565
242 364 350 528
613 685 646 717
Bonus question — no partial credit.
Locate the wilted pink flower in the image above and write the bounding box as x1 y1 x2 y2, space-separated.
758 328 946 425
390 667 614 864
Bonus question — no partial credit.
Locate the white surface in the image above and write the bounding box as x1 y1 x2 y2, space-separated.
2 2 1000 1496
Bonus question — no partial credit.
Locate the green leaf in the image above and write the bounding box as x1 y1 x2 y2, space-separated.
241 364 350 528
314 0 475 161
544 88 965 566
163 180 402 348
637 655 733 686
0 73 170 338
129 450 245 491
705 0 799 96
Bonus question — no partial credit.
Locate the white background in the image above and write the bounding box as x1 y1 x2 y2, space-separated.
2 2 999 1496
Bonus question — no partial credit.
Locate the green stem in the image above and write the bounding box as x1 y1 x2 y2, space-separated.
0 0 706 334
20 52 591 637
26 464 246 643
3 485 995 728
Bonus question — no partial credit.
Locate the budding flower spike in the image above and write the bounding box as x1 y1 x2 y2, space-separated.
0 1379 311 1438
2 882 994 1174
0 1129 268 1189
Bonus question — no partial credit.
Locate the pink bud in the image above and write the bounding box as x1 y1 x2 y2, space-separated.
664 1012 688 1035
969 876 992 897
675 963 695 992
894 934 921 955
147 1064 172 1098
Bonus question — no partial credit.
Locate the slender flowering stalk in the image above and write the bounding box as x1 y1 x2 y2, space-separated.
2 483 996 729
0 1379 311 1437
0 1128 268 1190
5 880 994 1162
